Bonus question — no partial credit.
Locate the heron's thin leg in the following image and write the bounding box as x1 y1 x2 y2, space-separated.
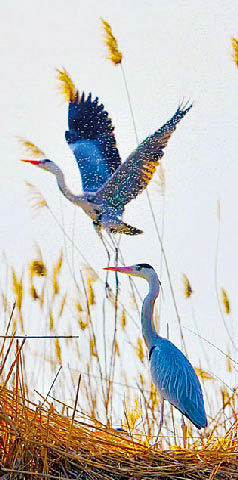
108 233 124 264
94 224 111 295
154 397 164 444
181 415 187 448
115 247 119 298
108 232 118 251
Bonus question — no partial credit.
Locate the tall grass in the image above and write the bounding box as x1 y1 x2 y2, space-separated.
0 246 237 448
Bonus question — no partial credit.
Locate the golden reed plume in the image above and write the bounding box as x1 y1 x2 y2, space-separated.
56 67 77 102
232 37 238 68
183 274 193 298
101 18 122 65
18 138 45 158
25 182 48 213
221 288 230 314
29 260 47 279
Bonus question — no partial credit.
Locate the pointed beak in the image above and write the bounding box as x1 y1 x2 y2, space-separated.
103 266 133 274
21 159 41 165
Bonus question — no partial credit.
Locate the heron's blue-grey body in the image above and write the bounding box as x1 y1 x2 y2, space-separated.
104 264 208 430
149 339 207 428
22 81 192 235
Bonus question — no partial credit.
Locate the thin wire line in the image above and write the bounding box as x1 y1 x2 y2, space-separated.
0 335 79 339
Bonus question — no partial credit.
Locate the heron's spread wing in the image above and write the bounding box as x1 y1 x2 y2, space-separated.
150 339 207 428
65 92 121 193
94 102 192 211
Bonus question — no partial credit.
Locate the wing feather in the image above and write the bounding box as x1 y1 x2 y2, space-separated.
150 338 207 428
94 102 192 210
65 91 121 192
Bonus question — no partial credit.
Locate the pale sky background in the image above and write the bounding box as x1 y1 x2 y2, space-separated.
1 0 238 419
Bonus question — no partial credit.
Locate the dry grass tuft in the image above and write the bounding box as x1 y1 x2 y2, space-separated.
1 383 238 479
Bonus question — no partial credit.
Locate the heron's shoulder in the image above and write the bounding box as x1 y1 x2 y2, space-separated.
151 337 188 362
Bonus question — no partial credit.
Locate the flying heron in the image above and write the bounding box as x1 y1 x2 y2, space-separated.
21 86 192 236
104 264 208 435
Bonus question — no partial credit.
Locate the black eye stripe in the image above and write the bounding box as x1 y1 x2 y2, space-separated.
137 263 152 269
135 263 152 270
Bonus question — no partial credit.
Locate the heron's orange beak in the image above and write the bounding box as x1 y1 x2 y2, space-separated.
21 159 41 165
103 266 133 273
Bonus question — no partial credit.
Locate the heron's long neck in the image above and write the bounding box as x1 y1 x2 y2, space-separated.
55 169 84 205
141 274 160 350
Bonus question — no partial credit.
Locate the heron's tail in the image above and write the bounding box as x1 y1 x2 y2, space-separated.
110 222 143 235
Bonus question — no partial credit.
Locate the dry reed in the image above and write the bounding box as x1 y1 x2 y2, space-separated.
0 384 238 479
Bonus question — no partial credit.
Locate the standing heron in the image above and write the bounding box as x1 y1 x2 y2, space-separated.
21 72 192 236
104 264 208 433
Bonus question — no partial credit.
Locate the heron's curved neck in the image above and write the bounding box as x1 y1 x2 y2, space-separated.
55 168 84 205
141 273 160 350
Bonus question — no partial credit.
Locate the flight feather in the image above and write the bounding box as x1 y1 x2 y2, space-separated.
94 102 192 211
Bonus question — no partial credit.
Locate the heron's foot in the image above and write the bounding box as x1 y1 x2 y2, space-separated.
154 423 163 445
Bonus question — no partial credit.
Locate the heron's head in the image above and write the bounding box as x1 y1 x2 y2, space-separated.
21 159 59 175
104 263 159 282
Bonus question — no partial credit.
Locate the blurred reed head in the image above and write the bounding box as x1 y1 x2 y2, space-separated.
56 67 77 102
183 274 193 298
194 367 214 381
18 138 46 158
29 260 47 278
221 288 230 314
232 37 238 68
25 182 48 214
101 18 122 65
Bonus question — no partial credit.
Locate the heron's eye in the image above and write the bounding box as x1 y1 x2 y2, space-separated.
136 265 142 271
